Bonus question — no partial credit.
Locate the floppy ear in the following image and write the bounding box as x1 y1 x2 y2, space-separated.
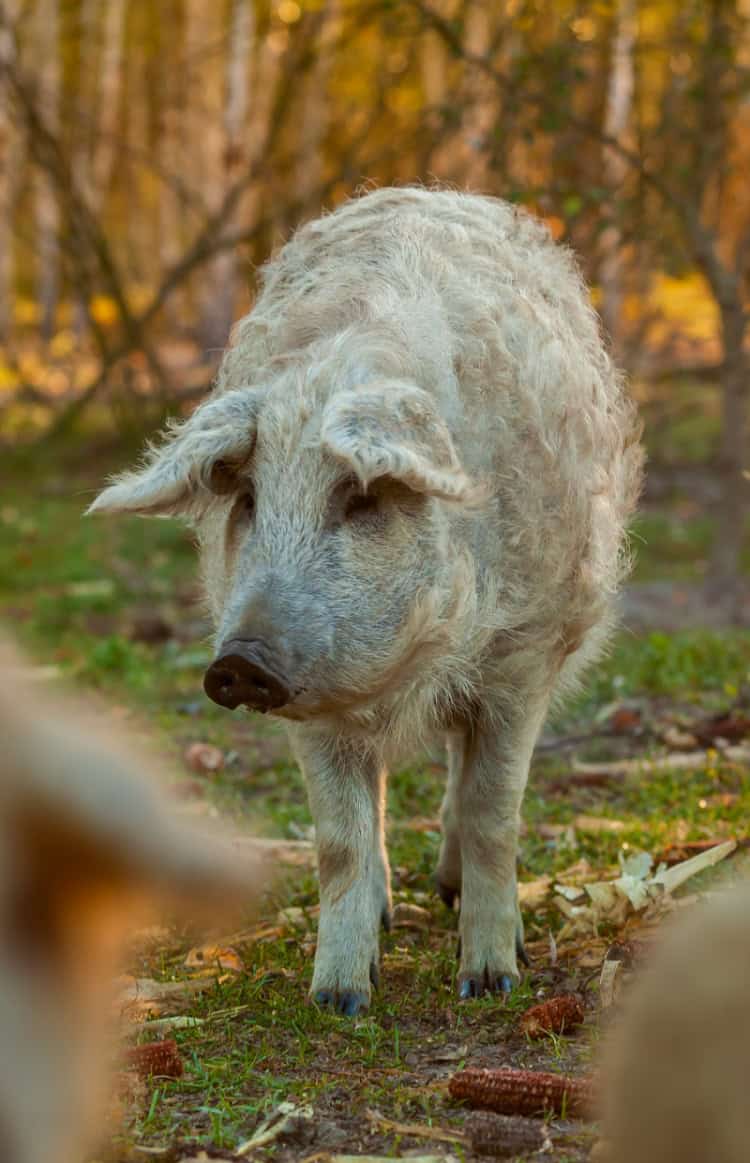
321 380 479 502
87 387 264 517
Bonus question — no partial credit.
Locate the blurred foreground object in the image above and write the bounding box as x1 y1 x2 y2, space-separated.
0 638 264 1163
602 882 750 1163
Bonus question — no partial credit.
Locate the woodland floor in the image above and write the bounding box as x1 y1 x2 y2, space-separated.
2 389 750 1162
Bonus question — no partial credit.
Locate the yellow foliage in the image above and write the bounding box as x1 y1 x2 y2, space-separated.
13 299 41 327
89 296 119 327
49 329 77 358
647 274 720 343
277 0 301 22
0 361 19 392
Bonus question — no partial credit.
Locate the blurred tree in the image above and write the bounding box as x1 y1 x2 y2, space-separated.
0 0 747 600
33 0 60 339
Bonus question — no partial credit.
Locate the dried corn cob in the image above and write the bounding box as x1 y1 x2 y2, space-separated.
520 993 585 1038
449 1066 592 1117
122 1038 183 1079
467 1111 551 1156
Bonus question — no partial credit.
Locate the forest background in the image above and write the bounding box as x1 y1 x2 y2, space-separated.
1 0 749 611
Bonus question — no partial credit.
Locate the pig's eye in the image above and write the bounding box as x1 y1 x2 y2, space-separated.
344 489 380 522
241 487 256 520
208 458 238 496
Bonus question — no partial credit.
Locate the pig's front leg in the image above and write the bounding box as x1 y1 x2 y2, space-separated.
455 699 547 998
289 726 391 1016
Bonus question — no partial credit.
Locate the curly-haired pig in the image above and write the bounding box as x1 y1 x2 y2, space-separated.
90 187 643 1015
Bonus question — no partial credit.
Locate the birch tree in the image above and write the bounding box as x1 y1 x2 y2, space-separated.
0 0 22 340
33 0 60 339
598 0 636 357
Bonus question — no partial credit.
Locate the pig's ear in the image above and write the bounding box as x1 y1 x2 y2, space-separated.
87 388 264 517
322 381 481 503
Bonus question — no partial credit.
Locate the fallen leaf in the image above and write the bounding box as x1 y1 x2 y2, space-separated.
184 741 224 773
553 840 737 937
184 944 244 974
333 1157 458 1163
574 815 626 835
599 959 623 1009
237 1101 314 1153
609 707 642 734
659 725 699 750
518 875 552 910
234 836 316 866
278 905 318 929
116 975 215 1022
392 902 432 929
402 816 442 832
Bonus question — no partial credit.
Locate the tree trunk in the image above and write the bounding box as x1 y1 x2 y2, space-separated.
202 0 255 350
0 0 23 340
184 0 225 351
294 1 337 215
457 1 495 190
599 0 636 358
33 0 60 340
419 0 449 174
708 301 749 617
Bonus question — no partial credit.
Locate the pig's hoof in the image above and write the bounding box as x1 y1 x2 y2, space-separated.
314 988 370 1017
517 934 531 967
435 875 459 910
381 907 392 932
457 968 516 999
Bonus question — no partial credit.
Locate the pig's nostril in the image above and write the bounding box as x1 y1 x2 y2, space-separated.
203 639 290 713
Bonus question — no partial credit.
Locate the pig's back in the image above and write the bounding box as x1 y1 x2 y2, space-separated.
224 187 642 659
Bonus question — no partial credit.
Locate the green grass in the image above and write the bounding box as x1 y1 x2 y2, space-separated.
2 444 749 1158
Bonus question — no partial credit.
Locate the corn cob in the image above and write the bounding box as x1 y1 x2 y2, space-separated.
122 1038 184 1079
519 993 585 1038
467 1111 551 1156
449 1066 592 1117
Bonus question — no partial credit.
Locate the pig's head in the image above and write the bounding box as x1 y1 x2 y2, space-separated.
89 377 481 722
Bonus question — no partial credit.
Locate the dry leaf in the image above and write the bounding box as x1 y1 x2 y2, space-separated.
184 741 224 773
116 975 214 1023
518 875 552 910
599 959 623 1009
392 902 432 929
237 1101 314 1153
184 943 244 974
553 841 737 938
574 816 626 835
234 836 316 866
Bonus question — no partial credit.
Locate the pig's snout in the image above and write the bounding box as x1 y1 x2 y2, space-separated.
203 638 290 713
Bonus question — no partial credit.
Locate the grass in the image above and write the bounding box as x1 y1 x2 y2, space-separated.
2 442 750 1159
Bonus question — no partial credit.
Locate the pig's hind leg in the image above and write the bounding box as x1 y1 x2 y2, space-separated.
435 731 463 908
453 697 546 998
291 727 391 1017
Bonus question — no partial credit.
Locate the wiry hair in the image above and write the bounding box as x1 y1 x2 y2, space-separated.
89 186 643 1011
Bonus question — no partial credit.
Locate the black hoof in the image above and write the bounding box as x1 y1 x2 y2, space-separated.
369 960 380 989
458 970 515 999
381 908 392 933
516 936 531 968
313 988 370 1017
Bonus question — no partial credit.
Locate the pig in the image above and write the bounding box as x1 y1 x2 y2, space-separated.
0 639 262 1163
89 186 642 1016
600 883 750 1163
